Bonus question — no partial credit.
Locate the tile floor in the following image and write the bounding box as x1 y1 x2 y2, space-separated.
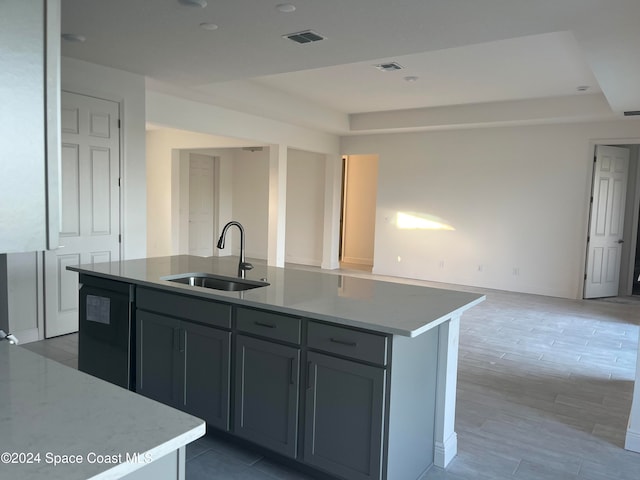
21 273 640 480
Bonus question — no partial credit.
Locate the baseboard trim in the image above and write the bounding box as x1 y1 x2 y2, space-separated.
434 432 457 468
625 428 640 453
341 256 373 266
284 256 321 267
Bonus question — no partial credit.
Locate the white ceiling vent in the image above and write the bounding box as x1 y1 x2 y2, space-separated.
374 62 403 72
284 30 326 44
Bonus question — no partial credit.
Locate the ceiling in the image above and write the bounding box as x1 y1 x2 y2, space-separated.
61 0 640 133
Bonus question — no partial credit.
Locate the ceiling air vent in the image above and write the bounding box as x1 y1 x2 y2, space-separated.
623 111 640 116
374 62 403 72
284 30 326 44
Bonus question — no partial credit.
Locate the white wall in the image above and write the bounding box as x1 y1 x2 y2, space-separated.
147 91 340 156
285 149 326 266
62 57 147 259
146 128 247 257
342 155 379 266
342 120 640 299
232 149 270 259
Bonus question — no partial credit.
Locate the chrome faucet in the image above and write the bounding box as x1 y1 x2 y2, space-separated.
217 221 253 278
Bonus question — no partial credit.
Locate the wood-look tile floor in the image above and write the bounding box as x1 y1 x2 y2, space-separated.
21 276 640 480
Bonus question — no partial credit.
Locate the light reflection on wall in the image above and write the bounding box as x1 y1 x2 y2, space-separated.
396 212 455 231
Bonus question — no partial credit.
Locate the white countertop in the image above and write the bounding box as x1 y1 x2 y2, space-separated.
69 255 485 337
0 343 205 480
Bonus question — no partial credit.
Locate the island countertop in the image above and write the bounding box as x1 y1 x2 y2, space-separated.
68 255 485 337
0 342 205 480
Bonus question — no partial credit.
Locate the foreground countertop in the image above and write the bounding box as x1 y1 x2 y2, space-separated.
69 255 484 337
0 343 205 480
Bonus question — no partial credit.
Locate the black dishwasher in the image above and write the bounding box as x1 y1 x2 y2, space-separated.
78 274 135 390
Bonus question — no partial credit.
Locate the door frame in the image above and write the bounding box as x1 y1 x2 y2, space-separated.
60 87 126 259
583 138 640 298
174 150 220 255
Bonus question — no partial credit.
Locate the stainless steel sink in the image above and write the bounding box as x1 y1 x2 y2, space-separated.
161 273 269 291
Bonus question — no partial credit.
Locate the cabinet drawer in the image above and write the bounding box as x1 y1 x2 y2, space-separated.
137 287 231 329
307 322 388 366
236 307 301 344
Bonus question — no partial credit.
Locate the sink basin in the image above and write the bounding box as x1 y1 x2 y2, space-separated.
161 273 269 291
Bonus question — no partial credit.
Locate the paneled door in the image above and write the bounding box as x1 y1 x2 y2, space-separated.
188 154 214 256
584 145 630 299
44 92 121 337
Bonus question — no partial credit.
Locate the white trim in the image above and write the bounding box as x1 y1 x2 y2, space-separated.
341 256 373 266
284 255 322 267
625 428 640 453
434 433 458 468
433 314 461 468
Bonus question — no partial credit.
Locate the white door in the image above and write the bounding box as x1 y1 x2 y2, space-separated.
188 154 215 257
44 92 121 337
584 145 630 298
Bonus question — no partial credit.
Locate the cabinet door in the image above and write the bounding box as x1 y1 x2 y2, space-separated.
234 335 300 458
304 352 385 480
136 311 180 407
181 322 231 431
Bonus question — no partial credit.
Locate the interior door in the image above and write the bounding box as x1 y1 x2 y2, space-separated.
44 92 121 337
188 154 214 256
584 145 630 298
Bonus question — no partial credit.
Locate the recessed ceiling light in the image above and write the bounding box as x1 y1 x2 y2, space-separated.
577 85 590 92
179 0 207 7
404 76 419 82
199 22 218 30
61 33 86 43
276 3 296 13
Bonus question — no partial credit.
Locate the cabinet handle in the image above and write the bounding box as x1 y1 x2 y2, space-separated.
330 337 358 347
289 358 295 385
254 321 276 329
306 361 312 390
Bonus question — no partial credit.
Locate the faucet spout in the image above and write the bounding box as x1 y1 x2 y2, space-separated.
217 221 253 278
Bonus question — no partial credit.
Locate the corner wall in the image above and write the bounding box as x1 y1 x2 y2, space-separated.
285 149 326 266
342 120 640 299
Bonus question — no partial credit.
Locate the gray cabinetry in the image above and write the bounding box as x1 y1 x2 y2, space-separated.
304 351 386 480
181 321 231 430
234 334 300 457
136 311 177 407
136 288 231 431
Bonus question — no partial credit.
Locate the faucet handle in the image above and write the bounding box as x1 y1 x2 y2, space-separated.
240 262 254 271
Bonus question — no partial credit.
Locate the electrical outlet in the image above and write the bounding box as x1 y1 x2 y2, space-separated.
513 267 520 276
438 260 445 269
477 265 483 272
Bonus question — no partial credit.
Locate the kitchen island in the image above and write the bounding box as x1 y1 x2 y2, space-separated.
69 255 485 480
0 341 205 480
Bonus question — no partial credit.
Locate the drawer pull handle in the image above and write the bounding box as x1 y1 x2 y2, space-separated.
289 358 295 385
330 337 358 347
254 321 276 329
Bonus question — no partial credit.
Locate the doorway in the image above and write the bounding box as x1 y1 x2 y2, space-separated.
339 155 379 271
584 143 640 298
188 153 215 257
